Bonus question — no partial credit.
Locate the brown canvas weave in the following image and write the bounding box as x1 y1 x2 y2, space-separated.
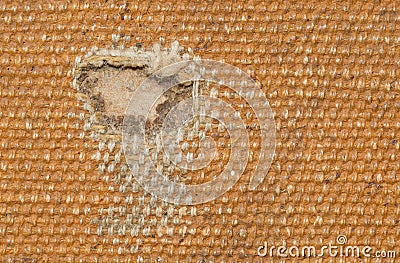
1 0 399 262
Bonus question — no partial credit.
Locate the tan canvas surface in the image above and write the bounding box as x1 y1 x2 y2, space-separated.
0 0 399 262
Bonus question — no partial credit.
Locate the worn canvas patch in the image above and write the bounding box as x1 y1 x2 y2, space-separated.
72 42 195 238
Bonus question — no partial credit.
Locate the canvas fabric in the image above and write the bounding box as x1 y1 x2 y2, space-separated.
0 0 399 262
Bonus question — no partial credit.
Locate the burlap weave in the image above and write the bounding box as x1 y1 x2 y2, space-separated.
0 0 399 262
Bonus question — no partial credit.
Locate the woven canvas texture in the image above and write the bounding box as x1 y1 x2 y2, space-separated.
1 0 400 262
